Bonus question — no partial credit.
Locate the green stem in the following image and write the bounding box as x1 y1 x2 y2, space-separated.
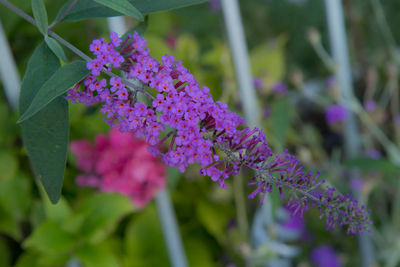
0 0 154 100
233 173 248 239
307 24 400 166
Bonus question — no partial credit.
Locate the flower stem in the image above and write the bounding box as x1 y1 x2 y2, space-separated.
233 173 249 239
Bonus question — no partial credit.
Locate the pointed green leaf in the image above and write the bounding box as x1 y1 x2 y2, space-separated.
54 0 206 22
93 0 143 21
19 42 69 203
18 60 88 123
45 36 67 62
31 0 48 36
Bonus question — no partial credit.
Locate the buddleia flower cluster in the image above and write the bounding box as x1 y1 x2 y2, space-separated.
66 31 372 234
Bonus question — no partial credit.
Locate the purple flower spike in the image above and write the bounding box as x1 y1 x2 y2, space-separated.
66 31 373 234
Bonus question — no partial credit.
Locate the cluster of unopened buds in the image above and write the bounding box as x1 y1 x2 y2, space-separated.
66 31 372 234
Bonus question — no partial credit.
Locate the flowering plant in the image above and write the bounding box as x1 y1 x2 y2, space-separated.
8 0 400 265
64 31 371 234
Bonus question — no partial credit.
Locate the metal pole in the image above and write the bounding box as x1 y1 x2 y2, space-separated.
107 16 188 267
220 0 260 127
324 1 375 266
221 0 278 260
0 19 20 109
154 190 188 267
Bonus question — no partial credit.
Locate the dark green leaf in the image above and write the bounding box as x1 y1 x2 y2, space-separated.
24 220 76 254
45 36 67 62
345 157 400 175
19 42 69 203
18 60 88 123
54 0 207 22
0 238 10 267
31 0 48 36
271 98 291 146
93 0 143 21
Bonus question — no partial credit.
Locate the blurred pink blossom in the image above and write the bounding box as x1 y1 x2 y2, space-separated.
70 128 166 208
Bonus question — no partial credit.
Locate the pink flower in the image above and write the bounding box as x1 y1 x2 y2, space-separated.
70 128 166 209
70 140 96 172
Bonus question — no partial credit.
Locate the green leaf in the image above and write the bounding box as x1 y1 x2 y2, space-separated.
271 98 291 147
18 60 88 123
0 204 21 240
45 36 67 62
54 0 207 22
76 243 119 267
124 204 169 267
250 35 287 89
15 252 41 267
93 0 143 21
77 193 134 243
121 15 148 40
31 0 48 36
19 42 69 203
196 201 231 244
0 173 31 222
24 220 76 254
0 238 11 267
44 196 72 224
0 150 17 181
184 236 216 267
345 157 400 175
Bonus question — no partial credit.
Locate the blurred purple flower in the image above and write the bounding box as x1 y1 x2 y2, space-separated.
350 178 364 191
209 0 221 12
364 100 376 112
326 75 336 88
311 245 342 267
271 82 288 95
325 104 348 125
253 78 264 90
395 114 400 125
364 149 382 159
282 212 305 232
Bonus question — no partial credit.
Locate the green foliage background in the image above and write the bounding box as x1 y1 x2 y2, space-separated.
1 0 400 266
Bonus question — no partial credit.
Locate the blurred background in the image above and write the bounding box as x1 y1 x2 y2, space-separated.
1 0 400 266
